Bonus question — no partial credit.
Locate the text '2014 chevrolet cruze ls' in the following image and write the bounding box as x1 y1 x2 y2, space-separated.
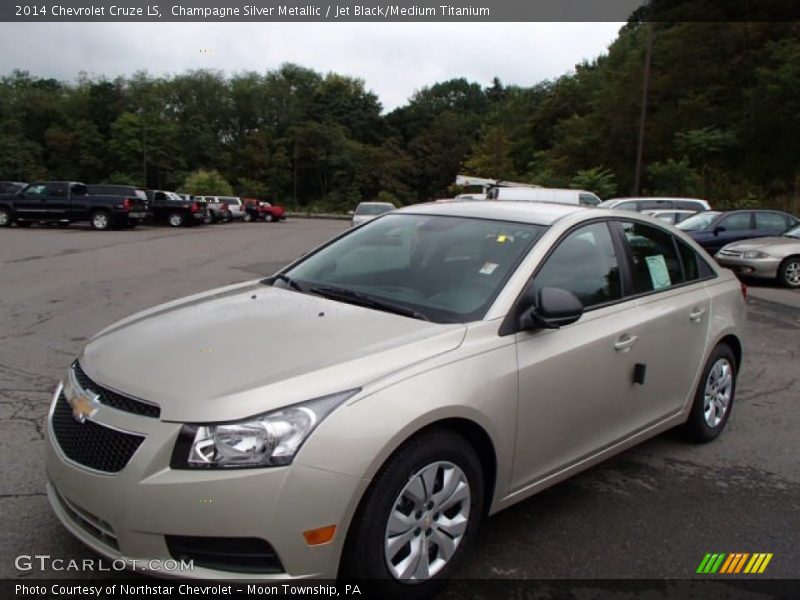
45 201 745 595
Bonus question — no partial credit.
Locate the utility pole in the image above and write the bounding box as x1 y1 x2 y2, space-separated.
633 22 653 197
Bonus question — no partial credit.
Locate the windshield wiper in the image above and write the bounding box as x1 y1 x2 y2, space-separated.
310 285 431 321
266 273 305 292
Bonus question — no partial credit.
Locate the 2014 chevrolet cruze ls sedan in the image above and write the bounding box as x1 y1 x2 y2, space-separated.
46 201 746 595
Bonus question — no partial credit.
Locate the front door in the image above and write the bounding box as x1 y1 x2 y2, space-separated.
512 221 643 490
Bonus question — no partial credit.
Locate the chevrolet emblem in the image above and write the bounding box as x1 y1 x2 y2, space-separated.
64 380 100 424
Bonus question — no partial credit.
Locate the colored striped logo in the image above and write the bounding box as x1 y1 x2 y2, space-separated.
696 553 773 574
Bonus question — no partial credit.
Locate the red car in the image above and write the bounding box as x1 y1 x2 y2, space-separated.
243 198 286 223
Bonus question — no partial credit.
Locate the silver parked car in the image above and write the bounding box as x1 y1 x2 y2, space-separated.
350 201 395 227
46 202 745 593
716 222 800 288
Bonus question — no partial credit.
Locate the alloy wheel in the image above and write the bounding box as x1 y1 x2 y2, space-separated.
784 260 800 287
384 461 471 582
93 213 109 230
703 358 733 428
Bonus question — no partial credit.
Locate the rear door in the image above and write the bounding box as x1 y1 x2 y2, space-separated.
754 211 792 238
615 220 711 422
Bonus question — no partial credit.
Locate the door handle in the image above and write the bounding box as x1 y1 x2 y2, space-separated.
689 307 706 323
614 334 639 353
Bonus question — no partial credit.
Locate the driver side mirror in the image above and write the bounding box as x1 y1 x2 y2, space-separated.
519 287 584 330
713 225 726 236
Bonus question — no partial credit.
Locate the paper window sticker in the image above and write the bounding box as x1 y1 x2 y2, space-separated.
645 255 671 290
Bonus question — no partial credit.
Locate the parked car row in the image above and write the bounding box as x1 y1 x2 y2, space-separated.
0 181 286 230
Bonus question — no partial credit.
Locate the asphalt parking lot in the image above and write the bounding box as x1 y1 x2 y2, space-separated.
1 220 798 585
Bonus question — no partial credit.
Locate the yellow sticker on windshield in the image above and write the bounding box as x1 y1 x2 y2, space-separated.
497 234 508 243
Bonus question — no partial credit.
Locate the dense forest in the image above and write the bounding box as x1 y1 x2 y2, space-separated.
1 19 799 213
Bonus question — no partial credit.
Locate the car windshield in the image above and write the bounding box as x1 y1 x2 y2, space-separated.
280 213 546 323
677 211 721 231
356 203 394 216
784 224 800 239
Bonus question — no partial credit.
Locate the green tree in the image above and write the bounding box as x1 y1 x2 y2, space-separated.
570 167 618 199
182 169 234 196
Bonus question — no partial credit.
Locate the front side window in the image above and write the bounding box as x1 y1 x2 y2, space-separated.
23 184 47 197
533 222 622 309
719 212 752 231
621 222 684 293
578 193 601 206
284 214 545 323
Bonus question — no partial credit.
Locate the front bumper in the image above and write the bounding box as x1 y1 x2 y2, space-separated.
716 254 781 279
45 383 367 579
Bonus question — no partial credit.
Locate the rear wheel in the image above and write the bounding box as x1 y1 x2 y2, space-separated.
0 207 11 227
682 343 737 443
340 430 483 598
168 212 185 227
90 211 112 231
265 213 275 222
243 212 253 222
778 256 800 288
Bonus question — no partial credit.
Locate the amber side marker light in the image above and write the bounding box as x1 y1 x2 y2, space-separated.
303 525 337 546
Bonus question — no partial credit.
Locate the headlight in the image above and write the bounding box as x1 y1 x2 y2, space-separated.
172 389 359 469
743 250 769 259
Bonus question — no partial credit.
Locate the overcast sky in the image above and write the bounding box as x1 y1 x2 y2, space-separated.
0 22 622 111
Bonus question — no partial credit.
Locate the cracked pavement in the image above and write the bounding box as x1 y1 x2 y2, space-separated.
0 220 798 583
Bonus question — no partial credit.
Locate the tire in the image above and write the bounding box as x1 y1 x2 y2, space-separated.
265 213 275 223
340 429 483 598
243 212 253 223
681 343 737 443
168 212 185 227
0 207 11 227
207 211 217 224
778 256 800 288
90 210 112 231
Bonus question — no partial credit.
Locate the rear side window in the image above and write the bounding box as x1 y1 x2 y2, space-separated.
533 222 622 308
755 212 788 230
638 199 672 210
621 222 684 293
47 182 68 197
674 200 704 211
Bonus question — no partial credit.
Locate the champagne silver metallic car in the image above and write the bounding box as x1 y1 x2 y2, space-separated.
45 201 746 594
716 223 800 288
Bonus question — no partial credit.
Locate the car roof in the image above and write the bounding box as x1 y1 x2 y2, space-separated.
395 200 589 226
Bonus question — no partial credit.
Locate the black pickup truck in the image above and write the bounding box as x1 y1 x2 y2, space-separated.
145 190 207 227
0 181 148 230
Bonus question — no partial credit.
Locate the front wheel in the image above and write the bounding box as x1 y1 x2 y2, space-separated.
243 212 253 222
90 211 112 231
340 430 483 598
778 256 800 288
265 213 275 222
681 343 737 443
0 207 12 227
168 212 185 227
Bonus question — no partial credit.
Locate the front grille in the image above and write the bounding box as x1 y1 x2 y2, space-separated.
51 392 144 473
52 485 120 551
73 361 160 418
166 535 284 574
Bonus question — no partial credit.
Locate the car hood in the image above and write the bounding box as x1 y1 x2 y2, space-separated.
80 282 467 422
722 236 800 253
